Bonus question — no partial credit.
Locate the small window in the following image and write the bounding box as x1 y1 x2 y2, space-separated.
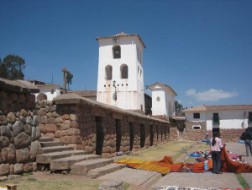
51 89 54 94
192 125 201 130
113 45 121 59
213 113 220 124
193 113 200 119
105 65 112 80
121 64 128 79
249 112 252 123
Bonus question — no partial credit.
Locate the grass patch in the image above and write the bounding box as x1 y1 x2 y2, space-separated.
0 175 102 190
235 173 250 189
114 141 199 162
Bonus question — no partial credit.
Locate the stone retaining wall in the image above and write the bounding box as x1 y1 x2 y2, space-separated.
0 86 41 176
182 121 244 142
38 94 171 157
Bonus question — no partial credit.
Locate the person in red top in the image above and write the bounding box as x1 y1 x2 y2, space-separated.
210 131 223 174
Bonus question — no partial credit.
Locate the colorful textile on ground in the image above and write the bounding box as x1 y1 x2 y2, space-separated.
116 156 212 174
221 146 252 173
116 156 174 174
116 146 252 174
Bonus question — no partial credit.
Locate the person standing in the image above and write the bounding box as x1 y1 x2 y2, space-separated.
210 131 223 174
205 133 211 145
241 128 252 157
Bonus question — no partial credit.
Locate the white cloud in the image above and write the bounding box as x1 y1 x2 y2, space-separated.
185 88 238 102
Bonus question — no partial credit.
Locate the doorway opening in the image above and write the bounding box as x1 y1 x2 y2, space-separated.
129 122 134 151
95 117 104 155
140 124 145 148
115 119 122 152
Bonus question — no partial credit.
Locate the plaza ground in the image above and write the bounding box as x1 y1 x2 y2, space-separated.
0 141 251 190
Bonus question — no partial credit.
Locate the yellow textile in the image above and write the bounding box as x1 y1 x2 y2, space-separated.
116 156 173 174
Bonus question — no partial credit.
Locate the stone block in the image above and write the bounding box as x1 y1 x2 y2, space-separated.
70 120 78 128
20 109 28 117
50 105 56 112
0 136 10 149
37 108 46 117
30 141 42 161
51 111 59 118
0 164 10 176
1 144 16 163
32 115 38 126
24 163 33 173
32 162 37 171
54 130 62 138
55 116 63 123
9 164 14 174
99 180 123 190
38 124 46 133
39 116 47 124
16 148 29 163
14 163 24 174
14 132 31 149
70 114 77 121
61 120 70 130
45 123 57 133
66 128 80 136
12 121 24 137
62 114 70 120
0 125 12 138
0 115 7 125
24 124 32 135
44 133 54 138
6 112 16 124
47 117 55 124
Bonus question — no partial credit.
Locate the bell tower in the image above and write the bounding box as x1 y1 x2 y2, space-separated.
96 32 146 113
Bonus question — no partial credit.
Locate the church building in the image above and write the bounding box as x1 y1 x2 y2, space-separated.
96 32 146 113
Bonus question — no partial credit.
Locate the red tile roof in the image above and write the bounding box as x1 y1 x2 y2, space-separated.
183 105 252 112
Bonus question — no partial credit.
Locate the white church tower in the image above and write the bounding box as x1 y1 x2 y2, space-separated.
96 32 146 112
147 82 177 117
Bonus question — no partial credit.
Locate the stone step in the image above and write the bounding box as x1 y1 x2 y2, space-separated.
86 163 126 179
50 154 101 171
41 145 74 154
70 158 113 175
39 136 54 142
40 141 64 147
37 150 86 164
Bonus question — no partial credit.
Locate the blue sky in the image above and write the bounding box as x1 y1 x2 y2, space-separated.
0 0 251 107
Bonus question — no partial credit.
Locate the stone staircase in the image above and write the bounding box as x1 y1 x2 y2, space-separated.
36 137 125 178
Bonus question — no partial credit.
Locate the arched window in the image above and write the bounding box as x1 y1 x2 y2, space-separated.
105 65 112 80
120 64 128 79
113 45 121 59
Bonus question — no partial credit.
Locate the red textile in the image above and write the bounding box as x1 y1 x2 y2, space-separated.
221 146 252 173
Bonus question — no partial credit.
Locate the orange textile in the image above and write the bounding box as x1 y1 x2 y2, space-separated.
221 146 252 173
117 156 207 174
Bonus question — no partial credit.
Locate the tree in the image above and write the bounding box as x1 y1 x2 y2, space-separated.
66 70 73 90
175 101 184 116
62 68 73 91
0 55 25 79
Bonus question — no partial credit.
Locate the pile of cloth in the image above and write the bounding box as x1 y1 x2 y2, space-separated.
116 146 252 175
